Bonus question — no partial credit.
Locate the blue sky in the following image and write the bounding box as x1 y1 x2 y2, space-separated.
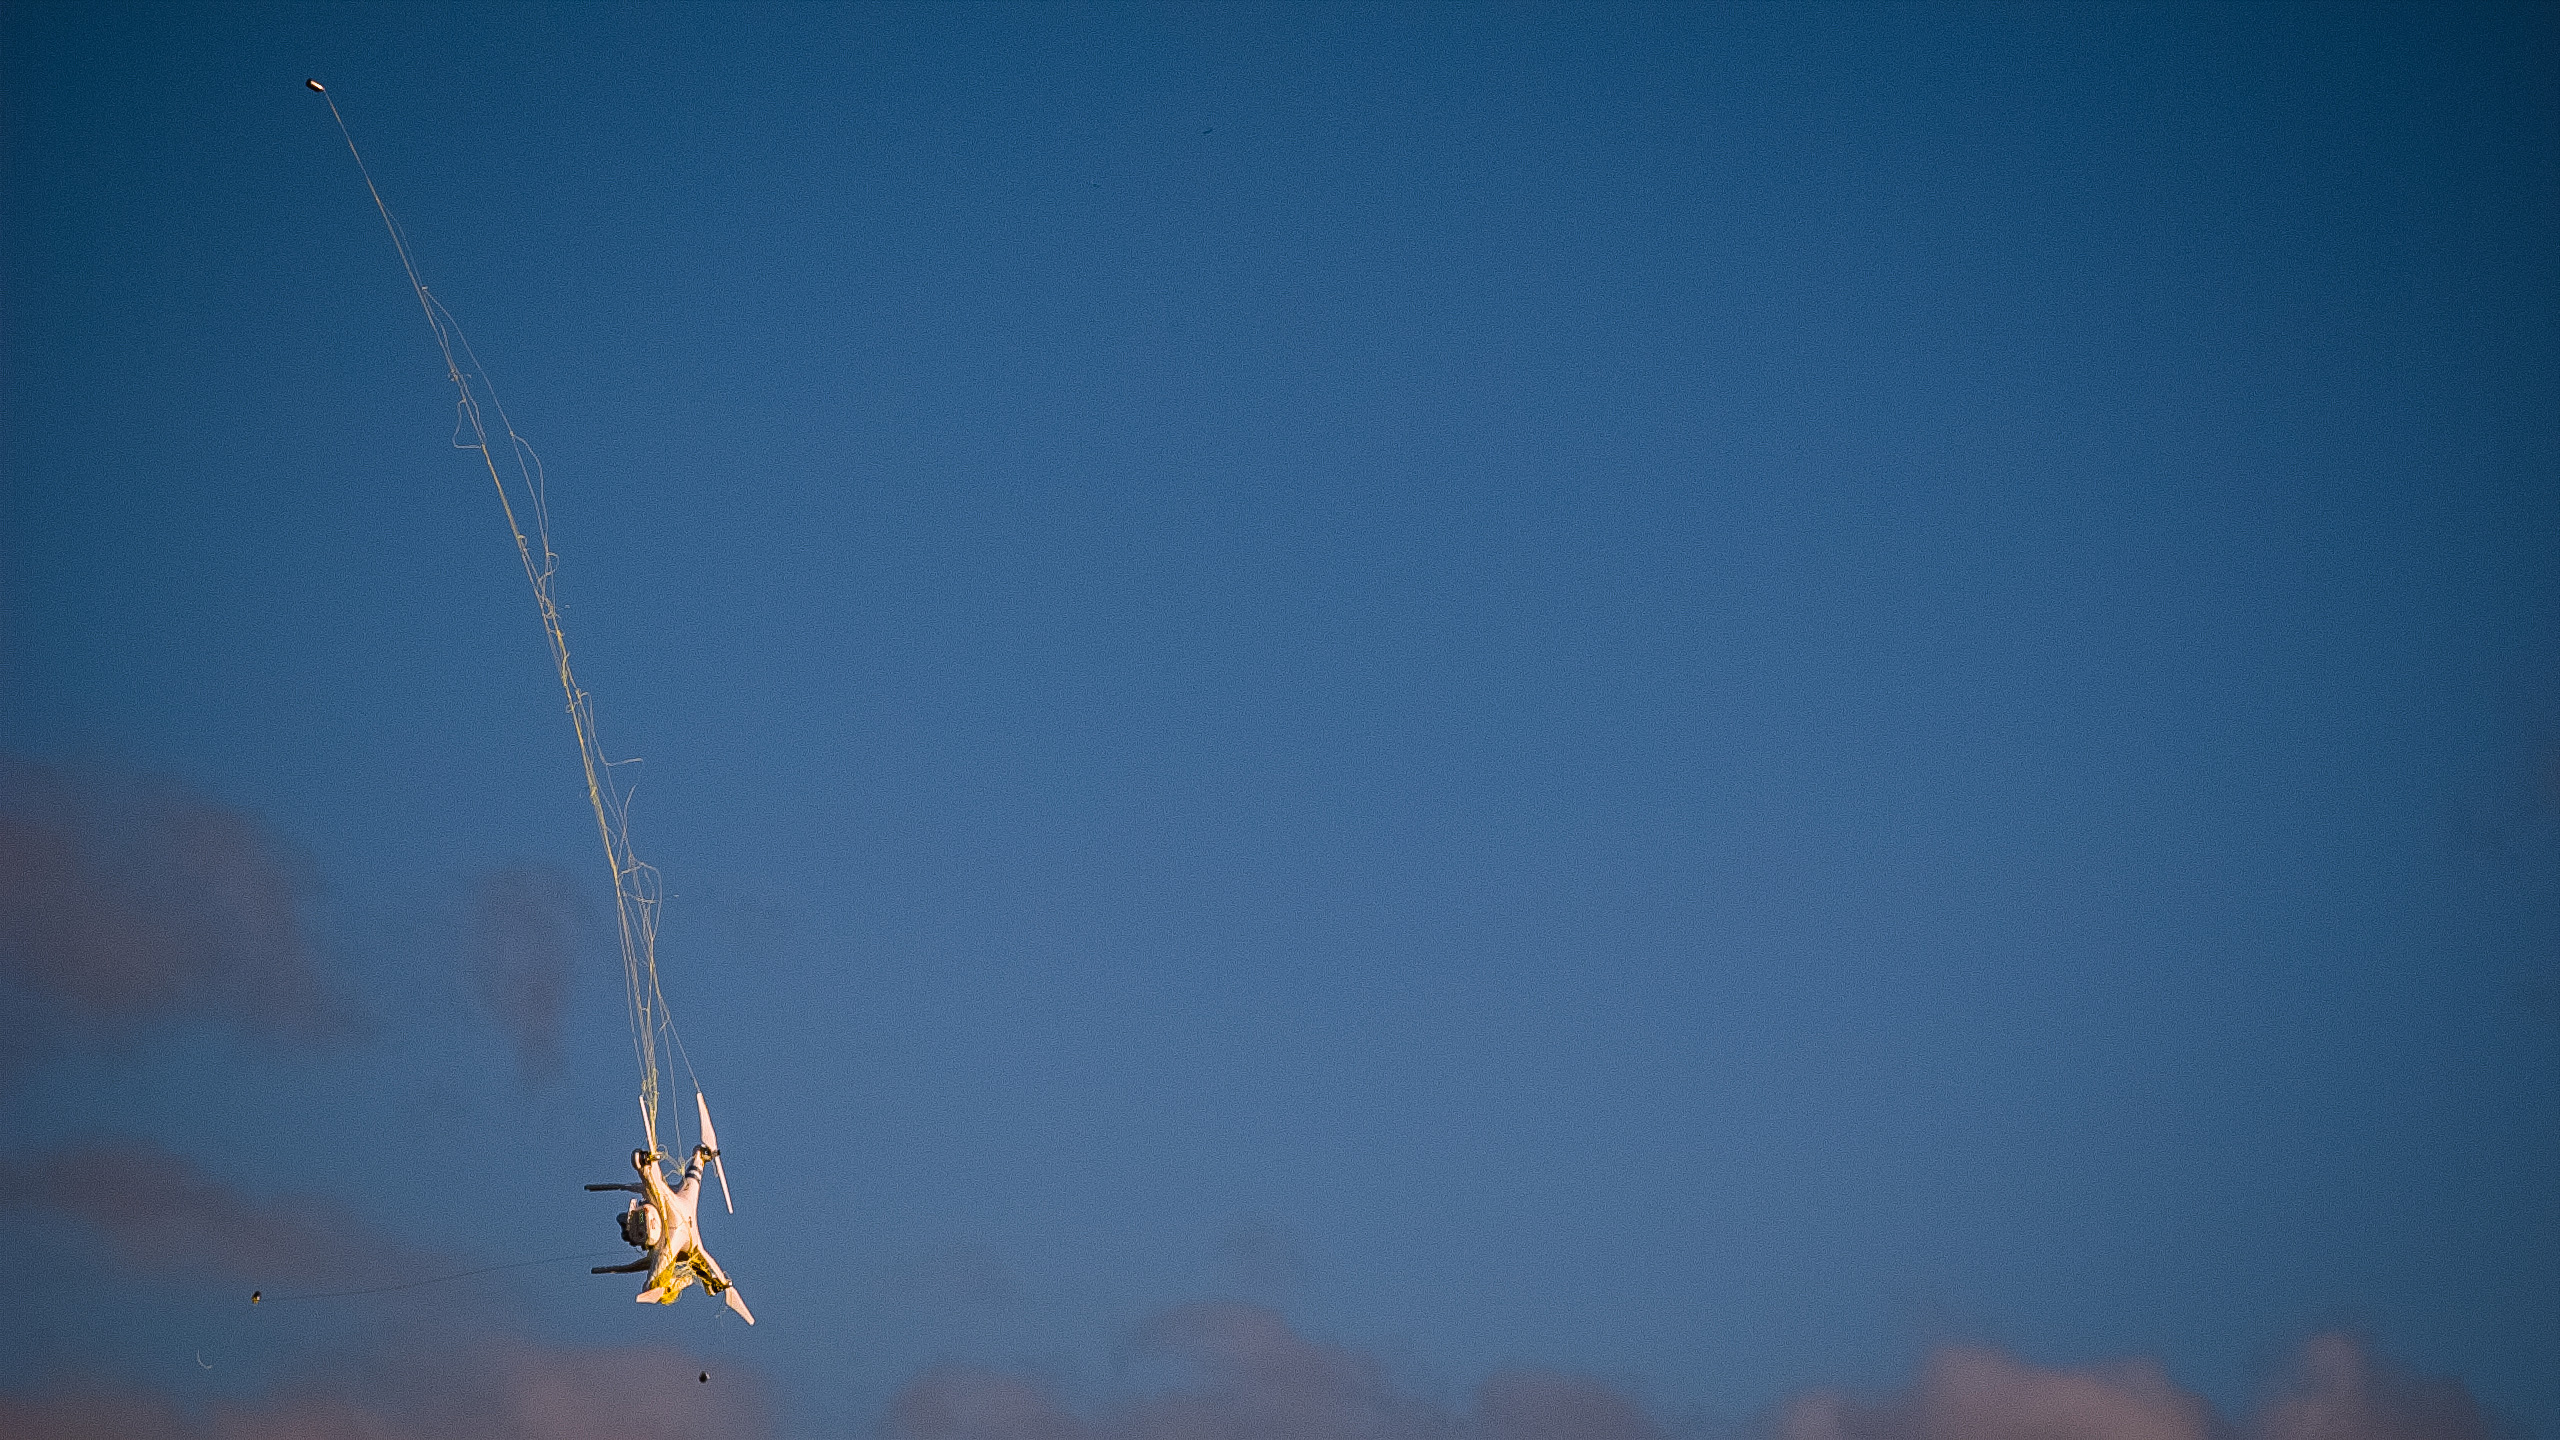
4 4 2554 1438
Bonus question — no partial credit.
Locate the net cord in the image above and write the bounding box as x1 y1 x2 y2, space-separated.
318 87 699 1156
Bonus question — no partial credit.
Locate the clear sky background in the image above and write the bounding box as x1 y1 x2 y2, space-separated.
3 4 2554 1439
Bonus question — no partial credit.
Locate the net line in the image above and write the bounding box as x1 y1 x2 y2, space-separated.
316 84 699 1157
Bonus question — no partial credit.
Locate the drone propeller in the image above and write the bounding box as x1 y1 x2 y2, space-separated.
696 1090 734 1213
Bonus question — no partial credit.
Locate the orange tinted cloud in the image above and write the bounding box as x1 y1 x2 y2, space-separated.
1773 1333 2494 1440
883 1304 2497 1440
885 1301 1663 1440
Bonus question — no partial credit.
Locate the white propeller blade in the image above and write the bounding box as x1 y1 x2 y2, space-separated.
696 1090 734 1213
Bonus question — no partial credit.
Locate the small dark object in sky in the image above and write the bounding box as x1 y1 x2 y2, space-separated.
249 1290 261 1304
305 79 324 92
699 1371 709 1383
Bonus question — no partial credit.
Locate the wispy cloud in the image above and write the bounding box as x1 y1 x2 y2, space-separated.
0 761 359 1043
0 1339 769 1440
1773 1346 2214 1440
882 1304 2499 1440
1770 1331 2498 1440
4 1131 772 1439
466 863 586 1083
11 1138 440 1289
887 1369 1085 1440
1216 1214 1312 1299
2249 1333 2500 1440
886 1300 1664 1440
